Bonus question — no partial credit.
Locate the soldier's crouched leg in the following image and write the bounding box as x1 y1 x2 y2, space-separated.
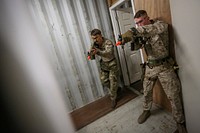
109 70 119 109
100 70 110 94
100 69 116 108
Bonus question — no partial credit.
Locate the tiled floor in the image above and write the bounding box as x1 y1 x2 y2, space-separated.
76 88 177 133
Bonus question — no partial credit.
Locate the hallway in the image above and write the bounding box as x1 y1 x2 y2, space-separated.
76 88 177 133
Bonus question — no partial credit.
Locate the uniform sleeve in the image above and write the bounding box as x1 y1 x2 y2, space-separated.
121 30 134 43
96 40 114 57
136 20 168 37
121 26 142 43
121 29 143 50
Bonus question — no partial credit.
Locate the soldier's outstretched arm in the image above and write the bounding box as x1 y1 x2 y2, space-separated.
136 20 168 36
116 28 138 46
115 30 133 46
96 40 114 58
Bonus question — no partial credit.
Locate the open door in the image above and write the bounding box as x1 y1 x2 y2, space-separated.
109 0 142 86
117 9 142 84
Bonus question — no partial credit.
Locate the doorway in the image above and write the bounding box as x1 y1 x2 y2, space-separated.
109 0 143 86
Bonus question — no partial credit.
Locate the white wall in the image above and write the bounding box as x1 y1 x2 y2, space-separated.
27 0 114 111
170 0 200 133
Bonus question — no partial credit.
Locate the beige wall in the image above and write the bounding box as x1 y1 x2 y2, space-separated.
170 0 200 133
107 0 118 7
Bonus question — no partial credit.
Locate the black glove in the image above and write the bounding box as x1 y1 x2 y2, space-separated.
116 35 122 46
118 35 122 41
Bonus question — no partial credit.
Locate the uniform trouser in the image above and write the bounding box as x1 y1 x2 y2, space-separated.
100 60 119 100
143 66 185 123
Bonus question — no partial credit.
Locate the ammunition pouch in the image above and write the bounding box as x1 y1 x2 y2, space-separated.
147 57 170 68
147 56 178 70
147 59 163 68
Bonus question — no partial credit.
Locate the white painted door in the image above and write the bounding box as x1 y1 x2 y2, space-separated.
117 9 142 84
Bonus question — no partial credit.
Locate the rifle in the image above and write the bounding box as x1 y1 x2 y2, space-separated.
87 42 99 60
130 36 148 51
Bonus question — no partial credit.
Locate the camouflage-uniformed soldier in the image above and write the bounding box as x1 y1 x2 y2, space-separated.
89 29 119 108
116 10 187 133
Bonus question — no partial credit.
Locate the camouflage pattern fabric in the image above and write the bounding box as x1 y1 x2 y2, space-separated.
100 59 119 100
96 38 116 62
143 66 185 123
95 38 119 100
122 20 185 123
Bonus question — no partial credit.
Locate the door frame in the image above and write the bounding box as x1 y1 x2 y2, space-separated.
109 0 144 86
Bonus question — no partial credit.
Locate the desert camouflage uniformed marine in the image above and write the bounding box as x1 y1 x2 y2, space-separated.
90 37 119 101
121 19 185 123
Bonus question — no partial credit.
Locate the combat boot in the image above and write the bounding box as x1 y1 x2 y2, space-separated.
174 123 187 133
117 87 123 100
137 110 151 124
111 99 117 109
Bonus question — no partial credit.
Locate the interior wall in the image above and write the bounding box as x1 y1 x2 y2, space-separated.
107 0 118 6
170 0 200 132
0 0 75 132
27 0 114 111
